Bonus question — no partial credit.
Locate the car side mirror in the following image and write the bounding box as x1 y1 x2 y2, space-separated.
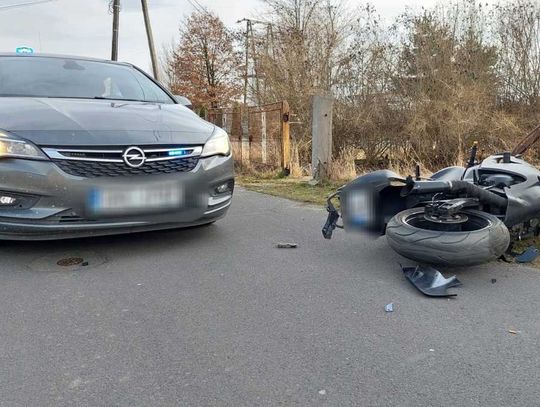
174 95 193 110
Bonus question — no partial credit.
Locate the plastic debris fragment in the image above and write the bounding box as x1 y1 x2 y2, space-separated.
276 243 298 249
400 264 462 297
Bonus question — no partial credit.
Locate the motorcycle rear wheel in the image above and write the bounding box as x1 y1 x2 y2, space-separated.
386 208 510 266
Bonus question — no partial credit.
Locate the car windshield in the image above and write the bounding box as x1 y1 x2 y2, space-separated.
0 56 174 103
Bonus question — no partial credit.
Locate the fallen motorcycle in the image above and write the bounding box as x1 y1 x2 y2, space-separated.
323 126 540 267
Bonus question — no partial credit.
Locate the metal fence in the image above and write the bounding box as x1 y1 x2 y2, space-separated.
207 101 290 171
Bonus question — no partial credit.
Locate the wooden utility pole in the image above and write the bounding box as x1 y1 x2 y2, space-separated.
141 0 160 80
111 0 120 61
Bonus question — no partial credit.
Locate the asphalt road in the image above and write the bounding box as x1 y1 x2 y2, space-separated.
0 188 539 407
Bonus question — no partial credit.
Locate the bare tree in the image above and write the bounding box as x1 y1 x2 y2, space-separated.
495 0 540 107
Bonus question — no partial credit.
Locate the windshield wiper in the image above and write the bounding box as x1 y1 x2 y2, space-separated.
0 95 162 103
92 96 152 103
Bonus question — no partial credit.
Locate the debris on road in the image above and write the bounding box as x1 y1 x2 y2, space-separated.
276 243 298 249
384 303 394 312
508 329 519 335
515 246 539 263
491 278 497 284
429 349 435 352
401 264 462 297
318 390 327 395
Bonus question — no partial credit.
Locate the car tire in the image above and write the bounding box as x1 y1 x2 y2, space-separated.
386 208 510 266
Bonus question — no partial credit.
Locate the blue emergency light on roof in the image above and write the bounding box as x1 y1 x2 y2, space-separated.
15 46 34 54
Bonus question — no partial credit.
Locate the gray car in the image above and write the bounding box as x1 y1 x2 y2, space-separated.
0 53 234 240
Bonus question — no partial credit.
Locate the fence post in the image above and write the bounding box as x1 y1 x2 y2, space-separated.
281 101 290 171
222 110 228 133
215 108 224 128
311 95 333 181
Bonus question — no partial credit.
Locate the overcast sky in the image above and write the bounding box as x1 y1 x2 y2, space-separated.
0 0 439 74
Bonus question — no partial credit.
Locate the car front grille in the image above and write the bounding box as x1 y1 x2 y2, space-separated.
52 156 200 178
43 145 202 178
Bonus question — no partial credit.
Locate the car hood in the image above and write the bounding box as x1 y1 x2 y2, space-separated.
0 97 216 146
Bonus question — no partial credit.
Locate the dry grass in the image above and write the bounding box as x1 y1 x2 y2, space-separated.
327 146 358 182
237 175 343 206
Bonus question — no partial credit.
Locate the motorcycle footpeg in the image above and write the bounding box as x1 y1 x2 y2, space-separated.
322 209 340 239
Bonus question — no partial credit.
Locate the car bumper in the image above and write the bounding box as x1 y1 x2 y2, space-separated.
0 154 234 240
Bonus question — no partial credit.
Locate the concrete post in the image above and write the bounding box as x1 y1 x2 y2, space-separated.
311 95 333 180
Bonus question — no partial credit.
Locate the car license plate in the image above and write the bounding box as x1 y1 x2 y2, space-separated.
88 182 183 215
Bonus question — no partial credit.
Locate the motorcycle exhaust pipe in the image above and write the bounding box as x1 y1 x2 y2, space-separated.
402 180 508 209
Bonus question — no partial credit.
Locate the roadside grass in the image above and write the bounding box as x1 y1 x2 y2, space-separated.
237 175 344 206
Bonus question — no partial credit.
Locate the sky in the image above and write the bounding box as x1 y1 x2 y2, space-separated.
0 0 439 75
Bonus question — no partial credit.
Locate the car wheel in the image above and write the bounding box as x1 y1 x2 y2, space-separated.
386 208 510 266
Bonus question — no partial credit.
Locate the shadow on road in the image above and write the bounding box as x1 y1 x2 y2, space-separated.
0 223 228 270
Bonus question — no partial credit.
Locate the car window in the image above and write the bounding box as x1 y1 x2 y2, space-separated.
0 56 174 103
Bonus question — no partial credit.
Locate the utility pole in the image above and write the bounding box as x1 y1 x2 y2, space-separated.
237 18 269 105
241 19 251 105
141 0 160 80
111 0 120 61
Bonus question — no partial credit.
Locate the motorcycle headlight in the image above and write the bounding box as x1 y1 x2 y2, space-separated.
0 131 48 160
201 127 231 158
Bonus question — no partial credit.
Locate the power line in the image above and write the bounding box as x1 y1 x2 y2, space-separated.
186 0 210 16
191 0 208 13
185 0 202 13
0 0 56 10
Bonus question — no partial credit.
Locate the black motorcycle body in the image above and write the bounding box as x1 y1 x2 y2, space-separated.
323 153 540 266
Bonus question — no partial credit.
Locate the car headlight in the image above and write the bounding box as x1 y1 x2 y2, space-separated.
201 127 231 158
0 131 48 160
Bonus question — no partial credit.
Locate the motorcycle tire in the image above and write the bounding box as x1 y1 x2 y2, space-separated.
386 208 510 266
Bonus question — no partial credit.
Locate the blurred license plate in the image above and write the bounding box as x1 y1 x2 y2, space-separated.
346 189 371 226
89 182 183 215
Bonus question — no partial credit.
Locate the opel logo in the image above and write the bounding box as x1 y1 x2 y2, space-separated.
123 146 146 168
